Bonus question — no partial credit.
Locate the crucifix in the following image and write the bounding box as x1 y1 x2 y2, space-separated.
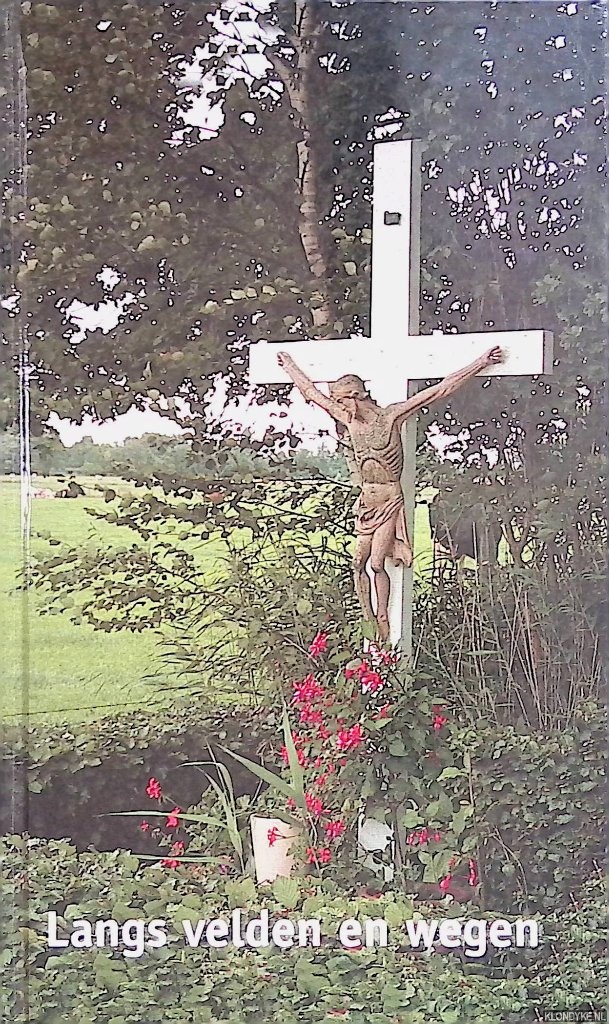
249 139 552 658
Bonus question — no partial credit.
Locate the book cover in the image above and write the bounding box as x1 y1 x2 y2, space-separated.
1 2 606 1022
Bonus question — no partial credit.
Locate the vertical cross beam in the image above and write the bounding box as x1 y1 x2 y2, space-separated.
368 140 422 656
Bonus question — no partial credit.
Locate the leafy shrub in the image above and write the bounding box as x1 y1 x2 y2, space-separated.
528 873 607 1012
3 836 605 1024
1 667 603 912
415 560 604 729
28 478 358 701
452 708 606 913
356 682 605 912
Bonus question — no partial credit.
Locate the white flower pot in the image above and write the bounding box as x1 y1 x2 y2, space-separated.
250 815 301 884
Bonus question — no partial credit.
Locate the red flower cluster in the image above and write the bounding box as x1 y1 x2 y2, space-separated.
306 846 332 865
345 660 383 693
308 631 329 657
367 643 398 667
305 793 325 818
279 745 307 767
299 707 323 727
468 858 479 887
275 631 397 870
292 674 325 704
142 780 188 869
406 828 441 847
267 826 285 847
439 857 479 894
432 705 449 731
336 723 364 752
166 807 181 829
439 873 452 893
146 777 162 800
324 819 346 840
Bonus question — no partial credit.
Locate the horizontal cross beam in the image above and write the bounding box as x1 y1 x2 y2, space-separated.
249 330 553 395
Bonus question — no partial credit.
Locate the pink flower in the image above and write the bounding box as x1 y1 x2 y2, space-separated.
300 707 323 726
267 826 284 847
348 660 384 693
407 828 429 846
139 821 150 832
336 723 364 752
307 846 332 865
165 807 181 829
292 674 325 704
439 873 452 893
407 828 441 847
360 667 384 694
280 745 307 767
171 840 185 855
309 631 328 657
432 709 448 731
146 777 162 800
161 858 180 869
324 820 346 841
368 644 397 667
468 858 479 887
305 793 325 818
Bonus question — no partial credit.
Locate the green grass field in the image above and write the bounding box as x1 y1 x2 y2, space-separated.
0 477 433 725
1 479 174 725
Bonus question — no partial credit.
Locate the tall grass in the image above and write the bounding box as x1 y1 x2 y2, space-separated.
414 555 604 730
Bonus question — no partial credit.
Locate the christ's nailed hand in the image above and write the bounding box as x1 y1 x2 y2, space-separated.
484 345 504 366
277 351 288 368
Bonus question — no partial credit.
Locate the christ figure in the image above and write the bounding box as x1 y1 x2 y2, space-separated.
277 344 504 641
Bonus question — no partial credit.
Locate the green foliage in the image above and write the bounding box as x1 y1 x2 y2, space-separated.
415 560 604 730
1 836 605 1024
12 1 606 563
455 712 607 914
0 428 19 473
20 431 350 483
528 874 608 1011
27 477 359 697
225 706 307 815
4 673 603 913
365 682 605 913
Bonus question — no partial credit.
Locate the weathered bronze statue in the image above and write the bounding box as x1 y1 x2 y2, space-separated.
277 345 504 641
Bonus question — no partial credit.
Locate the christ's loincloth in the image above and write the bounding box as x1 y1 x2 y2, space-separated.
354 481 411 566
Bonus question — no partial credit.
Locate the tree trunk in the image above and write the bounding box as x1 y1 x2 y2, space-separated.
272 2 332 330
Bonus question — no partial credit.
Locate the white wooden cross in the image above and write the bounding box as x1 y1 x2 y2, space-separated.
249 139 552 658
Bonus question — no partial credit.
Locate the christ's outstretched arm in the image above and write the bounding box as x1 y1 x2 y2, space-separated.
386 345 504 426
277 352 351 425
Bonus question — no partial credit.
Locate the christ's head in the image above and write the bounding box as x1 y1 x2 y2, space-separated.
330 375 376 419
